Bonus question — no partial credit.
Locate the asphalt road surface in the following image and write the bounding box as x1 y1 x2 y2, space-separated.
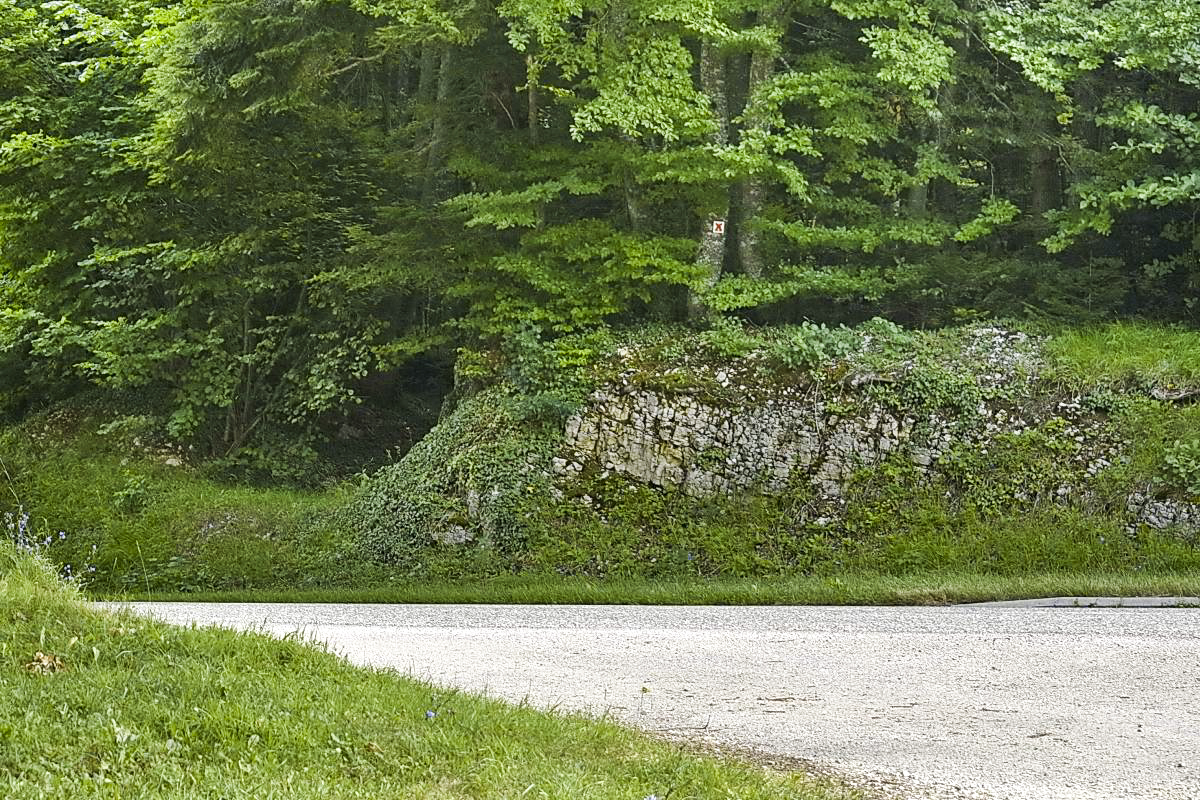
109 603 1200 800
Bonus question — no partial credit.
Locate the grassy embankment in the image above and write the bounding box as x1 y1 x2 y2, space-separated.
132 572 1200 605
0 546 857 799
2 322 1199 604
1045 322 1200 388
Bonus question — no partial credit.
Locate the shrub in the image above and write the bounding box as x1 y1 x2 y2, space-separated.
350 389 561 567
1163 439 1200 498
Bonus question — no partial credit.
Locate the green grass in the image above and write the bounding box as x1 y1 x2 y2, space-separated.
97 571 1200 606
0 547 857 800
1045 322 1200 388
0 409 359 592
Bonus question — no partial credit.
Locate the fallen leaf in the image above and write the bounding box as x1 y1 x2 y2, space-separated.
25 651 65 675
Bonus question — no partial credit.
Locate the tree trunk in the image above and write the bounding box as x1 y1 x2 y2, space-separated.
906 181 929 218
906 6 969 221
423 46 454 204
739 4 786 279
526 54 546 229
417 44 438 107
607 6 643 233
689 40 731 320
381 55 393 132
526 54 539 147
624 174 644 231
1029 144 1059 217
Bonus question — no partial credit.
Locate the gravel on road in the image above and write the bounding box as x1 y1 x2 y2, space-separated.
106 603 1200 800
966 597 1200 608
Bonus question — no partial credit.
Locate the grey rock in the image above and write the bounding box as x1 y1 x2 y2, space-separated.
433 525 473 545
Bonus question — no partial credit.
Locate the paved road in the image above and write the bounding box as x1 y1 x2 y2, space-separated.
109 603 1200 800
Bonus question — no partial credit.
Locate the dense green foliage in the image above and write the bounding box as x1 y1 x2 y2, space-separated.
1 547 858 798
2 1 1198 596
5 323 1198 596
345 322 1200 582
2 0 1198 470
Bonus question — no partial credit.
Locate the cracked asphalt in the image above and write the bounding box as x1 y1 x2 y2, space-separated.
107 603 1200 800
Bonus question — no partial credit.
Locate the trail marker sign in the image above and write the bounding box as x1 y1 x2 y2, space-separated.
712 219 726 235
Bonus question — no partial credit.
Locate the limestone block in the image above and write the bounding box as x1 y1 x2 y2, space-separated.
433 525 473 545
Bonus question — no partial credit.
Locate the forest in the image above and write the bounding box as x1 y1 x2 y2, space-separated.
1 0 1197 479
4 8 1200 799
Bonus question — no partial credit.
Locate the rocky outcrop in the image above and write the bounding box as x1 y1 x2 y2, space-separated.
1126 493 1200 532
559 389 909 497
551 327 1200 534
